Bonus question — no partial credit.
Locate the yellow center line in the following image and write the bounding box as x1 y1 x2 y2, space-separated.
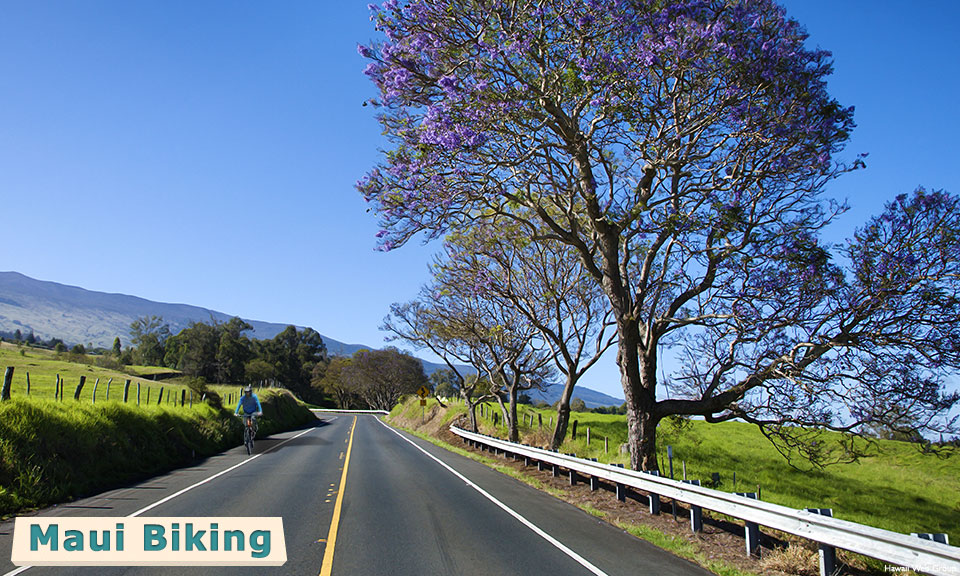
319 415 356 576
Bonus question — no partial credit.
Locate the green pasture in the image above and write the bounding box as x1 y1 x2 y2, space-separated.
0 343 266 409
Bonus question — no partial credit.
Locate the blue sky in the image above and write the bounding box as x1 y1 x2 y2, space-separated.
1 1 958 400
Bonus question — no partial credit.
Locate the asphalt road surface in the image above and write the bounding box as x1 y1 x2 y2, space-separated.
1 414 711 576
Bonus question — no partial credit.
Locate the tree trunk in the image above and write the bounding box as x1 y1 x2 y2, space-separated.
551 376 576 450
507 385 519 443
616 319 660 471
463 393 478 432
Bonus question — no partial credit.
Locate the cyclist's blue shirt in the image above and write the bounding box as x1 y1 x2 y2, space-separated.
236 393 262 415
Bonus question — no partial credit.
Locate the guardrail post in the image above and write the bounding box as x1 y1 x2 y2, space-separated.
806 508 836 576
590 475 600 491
644 471 661 514
616 483 627 502
552 464 560 478
569 469 578 486
737 494 760 556
683 480 702 532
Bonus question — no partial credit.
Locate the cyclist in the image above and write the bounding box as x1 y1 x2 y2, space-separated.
235 385 263 433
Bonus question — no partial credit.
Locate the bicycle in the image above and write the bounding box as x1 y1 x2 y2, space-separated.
239 413 260 455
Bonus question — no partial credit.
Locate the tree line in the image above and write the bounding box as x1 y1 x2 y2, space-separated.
126 316 427 408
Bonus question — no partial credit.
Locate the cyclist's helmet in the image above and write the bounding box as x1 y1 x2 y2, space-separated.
244 385 253 394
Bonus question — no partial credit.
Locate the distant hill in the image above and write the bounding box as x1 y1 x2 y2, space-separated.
528 382 624 409
0 271 363 354
0 271 623 406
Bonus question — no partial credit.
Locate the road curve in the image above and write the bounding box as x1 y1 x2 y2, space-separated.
1 414 710 576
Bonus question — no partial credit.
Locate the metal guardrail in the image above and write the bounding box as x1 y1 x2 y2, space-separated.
450 426 960 576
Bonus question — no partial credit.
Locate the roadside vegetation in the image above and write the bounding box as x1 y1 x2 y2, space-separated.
0 342 316 518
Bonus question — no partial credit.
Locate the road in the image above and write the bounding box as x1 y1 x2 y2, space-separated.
1 414 711 576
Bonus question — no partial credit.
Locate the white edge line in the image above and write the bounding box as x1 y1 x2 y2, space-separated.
376 418 610 576
5 426 315 576
129 426 315 517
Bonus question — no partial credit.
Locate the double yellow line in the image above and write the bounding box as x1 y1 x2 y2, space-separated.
319 416 356 576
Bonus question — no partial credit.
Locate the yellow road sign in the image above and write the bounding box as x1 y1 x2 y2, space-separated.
416 385 430 398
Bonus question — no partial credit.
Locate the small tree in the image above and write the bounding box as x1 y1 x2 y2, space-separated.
130 316 170 366
385 298 493 432
317 356 361 409
348 348 427 411
442 216 615 449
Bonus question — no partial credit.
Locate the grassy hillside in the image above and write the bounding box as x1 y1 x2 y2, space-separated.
0 343 262 408
390 397 960 545
0 344 317 517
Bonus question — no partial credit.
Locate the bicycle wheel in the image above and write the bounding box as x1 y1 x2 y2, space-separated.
244 427 254 455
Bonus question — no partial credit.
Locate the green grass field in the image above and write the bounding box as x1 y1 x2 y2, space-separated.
396 397 960 545
0 343 262 409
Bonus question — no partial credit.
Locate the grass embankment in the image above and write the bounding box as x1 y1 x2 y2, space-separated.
389 397 960 547
0 345 317 517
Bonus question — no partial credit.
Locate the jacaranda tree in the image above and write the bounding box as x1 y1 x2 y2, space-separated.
358 0 959 469
440 216 615 449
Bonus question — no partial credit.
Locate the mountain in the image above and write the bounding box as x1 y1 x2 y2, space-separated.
0 271 624 406
0 271 363 353
527 382 624 409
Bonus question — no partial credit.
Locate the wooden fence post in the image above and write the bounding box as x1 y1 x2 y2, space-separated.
106 378 112 401
571 420 578 440
1 367 13 401
181 389 186 407
92 378 99 404
137 383 141 405
55 374 61 401
26 372 31 396
73 376 86 401
123 379 131 403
